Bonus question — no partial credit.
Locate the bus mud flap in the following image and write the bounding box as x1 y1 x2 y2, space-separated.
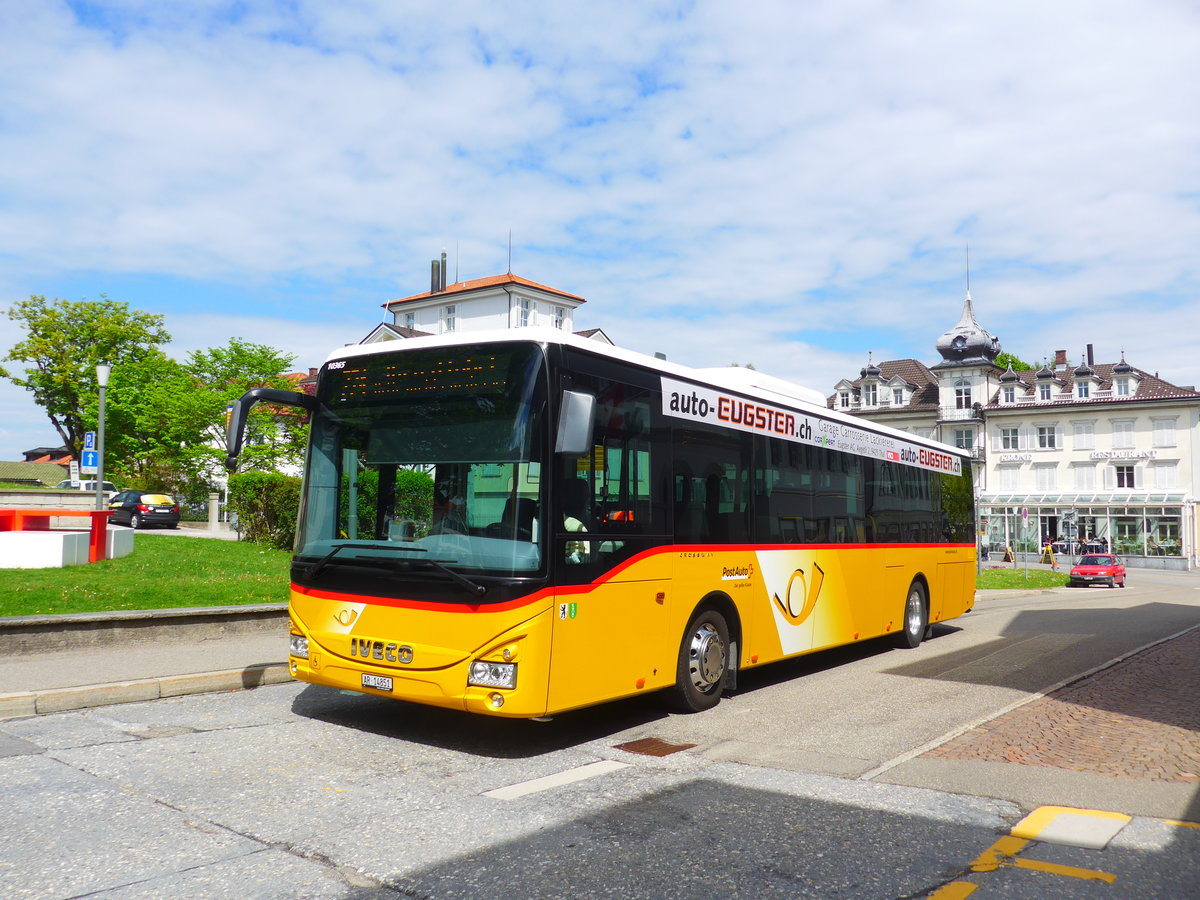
724 640 738 691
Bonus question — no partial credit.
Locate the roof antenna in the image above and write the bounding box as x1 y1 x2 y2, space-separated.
454 240 459 284
507 229 512 275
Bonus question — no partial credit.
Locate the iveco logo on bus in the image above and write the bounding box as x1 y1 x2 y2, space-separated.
350 637 414 664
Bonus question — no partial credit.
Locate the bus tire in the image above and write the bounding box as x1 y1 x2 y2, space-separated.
668 608 729 712
898 582 928 649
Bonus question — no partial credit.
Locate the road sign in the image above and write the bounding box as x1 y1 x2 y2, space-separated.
84 431 96 451
1021 507 1028 521
81 449 98 474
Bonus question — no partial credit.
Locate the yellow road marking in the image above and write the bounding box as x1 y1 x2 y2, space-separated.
1012 805 1130 841
1010 858 1117 883
927 882 977 899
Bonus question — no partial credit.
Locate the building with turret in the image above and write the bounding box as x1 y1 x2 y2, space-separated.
830 292 1200 570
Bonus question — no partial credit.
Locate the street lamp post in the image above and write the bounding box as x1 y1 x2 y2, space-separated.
95 363 111 511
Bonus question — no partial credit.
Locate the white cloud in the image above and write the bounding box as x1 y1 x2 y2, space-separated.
1 0 1199 458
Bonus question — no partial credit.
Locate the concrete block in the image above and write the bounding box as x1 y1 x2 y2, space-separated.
0 531 89 569
0 693 38 720
106 527 134 559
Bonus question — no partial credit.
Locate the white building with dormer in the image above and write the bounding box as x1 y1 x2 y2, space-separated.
361 255 613 346
830 292 1200 570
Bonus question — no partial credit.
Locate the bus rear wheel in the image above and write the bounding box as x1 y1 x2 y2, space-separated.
668 608 729 712
898 582 928 649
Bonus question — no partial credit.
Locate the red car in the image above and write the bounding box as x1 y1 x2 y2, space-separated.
1068 554 1127 588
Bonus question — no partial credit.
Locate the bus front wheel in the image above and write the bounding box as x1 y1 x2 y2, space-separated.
898 582 928 649
668 608 729 712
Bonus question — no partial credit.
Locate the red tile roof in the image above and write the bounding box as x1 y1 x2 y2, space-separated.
382 273 586 309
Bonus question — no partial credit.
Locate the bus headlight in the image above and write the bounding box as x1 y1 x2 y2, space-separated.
290 635 309 659
469 661 517 689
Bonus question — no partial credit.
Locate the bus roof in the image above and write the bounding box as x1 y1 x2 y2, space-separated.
325 327 970 461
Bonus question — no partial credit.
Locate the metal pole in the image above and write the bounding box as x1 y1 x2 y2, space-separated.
95 363 111 511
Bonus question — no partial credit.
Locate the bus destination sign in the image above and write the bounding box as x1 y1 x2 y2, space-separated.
661 377 961 476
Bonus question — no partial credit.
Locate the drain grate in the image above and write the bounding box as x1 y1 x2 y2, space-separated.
614 737 697 757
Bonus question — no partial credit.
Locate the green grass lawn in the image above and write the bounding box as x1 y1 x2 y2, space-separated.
0 534 292 617
976 566 1069 590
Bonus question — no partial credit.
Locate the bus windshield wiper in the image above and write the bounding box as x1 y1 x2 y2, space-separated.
418 558 487 597
302 543 485 596
304 542 426 579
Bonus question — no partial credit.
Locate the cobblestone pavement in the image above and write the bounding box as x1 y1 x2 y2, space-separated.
924 625 1200 783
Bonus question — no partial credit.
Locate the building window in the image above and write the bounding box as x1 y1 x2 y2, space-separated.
517 296 532 327
839 391 850 408
1072 421 1094 450
1153 461 1179 489
999 466 1020 490
1035 465 1057 491
1000 427 1020 450
404 312 416 329
954 428 974 451
553 306 566 330
1076 381 1090 399
955 380 972 409
892 388 904 406
1111 419 1135 449
442 304 456 332
1152 418 1177 448
1002 385 1016 404
1115 377 1130 396
1037 425 1057 449
862 383 877 406
1073 464 1096 490
1115 465 1135 488
1039 383 1052 401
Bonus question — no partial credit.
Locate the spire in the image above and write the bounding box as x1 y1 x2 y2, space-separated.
935 289 1002 364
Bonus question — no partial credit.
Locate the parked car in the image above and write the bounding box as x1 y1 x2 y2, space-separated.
56 479 118 498
108 490 181 529
1068 554 1127 589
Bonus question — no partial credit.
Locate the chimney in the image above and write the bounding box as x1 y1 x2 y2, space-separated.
430 259 442 294
309 367 318 377
440 250 448 291
1087 344 1094 366
1054 350 1067 368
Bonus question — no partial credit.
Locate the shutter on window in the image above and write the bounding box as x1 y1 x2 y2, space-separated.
1103 466 1115 489
1055 425 1064 448
991 428 1001 451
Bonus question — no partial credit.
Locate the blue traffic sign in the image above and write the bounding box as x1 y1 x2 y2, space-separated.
81 449 98 472
84 431 96 451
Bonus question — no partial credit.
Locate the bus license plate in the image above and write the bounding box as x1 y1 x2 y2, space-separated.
361 673 393 692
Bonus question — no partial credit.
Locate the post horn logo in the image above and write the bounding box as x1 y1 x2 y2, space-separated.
772 563 825 625
335 608 358 626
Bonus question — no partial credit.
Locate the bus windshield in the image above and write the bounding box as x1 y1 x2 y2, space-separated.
294 342 548 584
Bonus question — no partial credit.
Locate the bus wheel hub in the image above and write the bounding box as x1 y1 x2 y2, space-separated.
689 623 726 689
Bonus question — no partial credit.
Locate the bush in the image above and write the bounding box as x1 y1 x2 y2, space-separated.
228 471 301 549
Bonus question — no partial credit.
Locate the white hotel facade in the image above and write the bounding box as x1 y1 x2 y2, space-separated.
831 295 1200 570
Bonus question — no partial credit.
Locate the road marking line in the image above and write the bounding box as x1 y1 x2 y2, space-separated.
927 882 978 898
968 834 1116 884
483 759 630 800
1011 805 1131 849
1009 857 1117 883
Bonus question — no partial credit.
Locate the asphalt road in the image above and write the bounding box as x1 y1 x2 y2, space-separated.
1 571 1197 898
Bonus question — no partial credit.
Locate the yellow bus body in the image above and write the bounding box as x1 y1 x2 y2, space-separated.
288 542 974 718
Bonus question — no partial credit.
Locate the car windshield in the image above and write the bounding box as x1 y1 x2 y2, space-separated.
1078 555 1115 566
294 342 548 585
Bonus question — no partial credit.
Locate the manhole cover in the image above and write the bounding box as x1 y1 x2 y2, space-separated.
614 737 696 757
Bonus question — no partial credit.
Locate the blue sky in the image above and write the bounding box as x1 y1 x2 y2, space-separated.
2 0 1199 459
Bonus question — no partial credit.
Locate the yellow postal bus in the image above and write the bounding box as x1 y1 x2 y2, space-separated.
226 329 975 717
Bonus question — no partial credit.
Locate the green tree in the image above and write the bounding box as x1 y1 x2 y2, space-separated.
97 350 213 492
185 338 304 476
995 352 1034 371
3 295 171 457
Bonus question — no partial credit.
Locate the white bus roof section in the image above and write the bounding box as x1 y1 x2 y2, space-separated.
326 327 966 460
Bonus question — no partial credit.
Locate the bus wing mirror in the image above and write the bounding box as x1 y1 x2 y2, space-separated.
226 388 318 471
555 390 595 455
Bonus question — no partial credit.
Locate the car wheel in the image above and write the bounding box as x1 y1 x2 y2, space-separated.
667 608 729 713
130 513 142 529
1108 577 1116 588
1118 577 1126 588
898 582 928 649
